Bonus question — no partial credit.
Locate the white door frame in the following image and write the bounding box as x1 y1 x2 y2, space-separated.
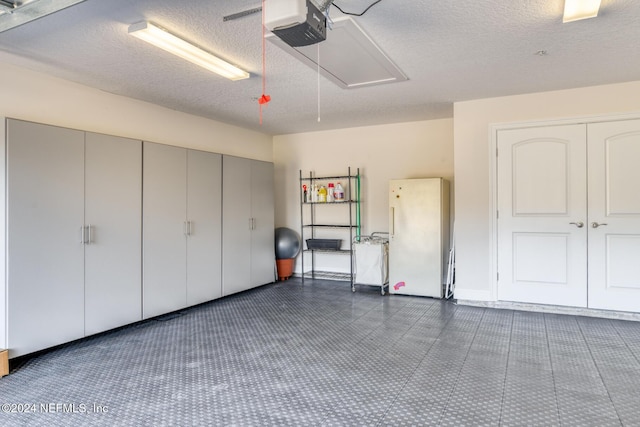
489 111 640 304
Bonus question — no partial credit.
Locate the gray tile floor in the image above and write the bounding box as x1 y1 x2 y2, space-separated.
1 278 640 426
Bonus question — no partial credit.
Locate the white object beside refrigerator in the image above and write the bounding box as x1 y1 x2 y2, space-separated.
389 178 450 297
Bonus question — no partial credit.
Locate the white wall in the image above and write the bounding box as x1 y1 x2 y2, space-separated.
273 119 454 274
453 80 640 301
0 61 272 350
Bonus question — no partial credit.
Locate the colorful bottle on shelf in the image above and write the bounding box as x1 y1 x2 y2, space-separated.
311 184 318 202
318 185 327 202
334 182 345 201
327 183 335 202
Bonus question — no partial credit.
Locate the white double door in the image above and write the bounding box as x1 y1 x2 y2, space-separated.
497 119 640 312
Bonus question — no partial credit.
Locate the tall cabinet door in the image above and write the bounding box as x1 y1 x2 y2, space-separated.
222 156 252 296
85 133 142 335
186 150 222 305
7 119 85 357
251 160 275 287
497 125 588 307
587 119 640 312
143 142 187 318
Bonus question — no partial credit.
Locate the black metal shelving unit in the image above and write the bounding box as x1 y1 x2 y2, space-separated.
299 167 361 289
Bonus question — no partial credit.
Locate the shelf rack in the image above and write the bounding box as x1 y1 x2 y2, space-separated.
299 167 361 288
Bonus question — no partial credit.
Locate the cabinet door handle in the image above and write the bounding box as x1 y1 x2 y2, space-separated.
184 221 188 237
591 222 608 228
87 224 92 244
253 218 256 230
570 221 584 228
188 221 192 236
80 225 85 244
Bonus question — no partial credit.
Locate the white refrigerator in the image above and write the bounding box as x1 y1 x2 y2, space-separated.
389 178 450 297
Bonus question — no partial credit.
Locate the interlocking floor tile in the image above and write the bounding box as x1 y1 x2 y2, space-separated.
1 279 638 426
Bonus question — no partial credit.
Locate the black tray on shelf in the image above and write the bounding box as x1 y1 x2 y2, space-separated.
306 239 342 250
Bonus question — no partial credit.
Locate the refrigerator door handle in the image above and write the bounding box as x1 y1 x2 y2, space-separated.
390 207 395 236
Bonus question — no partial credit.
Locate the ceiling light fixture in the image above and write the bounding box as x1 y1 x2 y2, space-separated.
563 0 601 23
128 21 250 81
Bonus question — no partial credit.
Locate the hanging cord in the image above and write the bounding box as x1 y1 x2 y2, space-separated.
258 0 271 124
332 0 382 16
317 43 321 122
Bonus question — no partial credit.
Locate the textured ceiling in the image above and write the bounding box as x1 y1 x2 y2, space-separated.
0 0 638 135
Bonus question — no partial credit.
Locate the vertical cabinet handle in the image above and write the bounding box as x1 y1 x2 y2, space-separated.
80 225 85 244
188 221 193 236
184 221 188 237
87 224 92 244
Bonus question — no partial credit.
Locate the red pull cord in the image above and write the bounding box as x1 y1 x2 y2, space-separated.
259 0 271 124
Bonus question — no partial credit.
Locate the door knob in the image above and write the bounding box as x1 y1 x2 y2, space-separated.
591 222 608 228
569 221 584 228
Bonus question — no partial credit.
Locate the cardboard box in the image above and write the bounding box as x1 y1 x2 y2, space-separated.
0 349 8 377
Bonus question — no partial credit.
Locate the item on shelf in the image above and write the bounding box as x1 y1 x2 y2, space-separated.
302 184 308 203
318 185 327 202
334 182 345 201
327 183 335 202
306 238 342 250
311 184 318 202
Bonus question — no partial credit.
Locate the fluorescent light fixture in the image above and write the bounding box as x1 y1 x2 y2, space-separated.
0 0 86 33
563 0 601 23
128 21 249 81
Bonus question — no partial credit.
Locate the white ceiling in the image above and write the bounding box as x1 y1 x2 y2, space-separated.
0 0 638 135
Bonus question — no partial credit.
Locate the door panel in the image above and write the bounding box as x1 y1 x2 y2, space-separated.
222 156 252 296
587 120 640 311
85 133 142 335
186 150 222 305
250 160 275 287
7 119 85 357
143 142 187 318
497 125 587 307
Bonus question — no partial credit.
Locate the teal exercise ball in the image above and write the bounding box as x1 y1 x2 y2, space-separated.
275 227 301 259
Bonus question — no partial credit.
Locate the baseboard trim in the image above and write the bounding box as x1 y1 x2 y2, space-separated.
456 299 640 322
453 288 493 302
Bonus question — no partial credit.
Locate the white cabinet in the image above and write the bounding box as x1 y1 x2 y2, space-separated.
84 132 142 335
222 156 275 296
7 120 85 357
6 120 142 357
186 149 223 306
143 142 222 319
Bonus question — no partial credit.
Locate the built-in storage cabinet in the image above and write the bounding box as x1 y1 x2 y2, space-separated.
143 142 222 319
7 119 142 357
186 150 223 306
84 132 142 335
222 156 275 296
5 120 272 359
